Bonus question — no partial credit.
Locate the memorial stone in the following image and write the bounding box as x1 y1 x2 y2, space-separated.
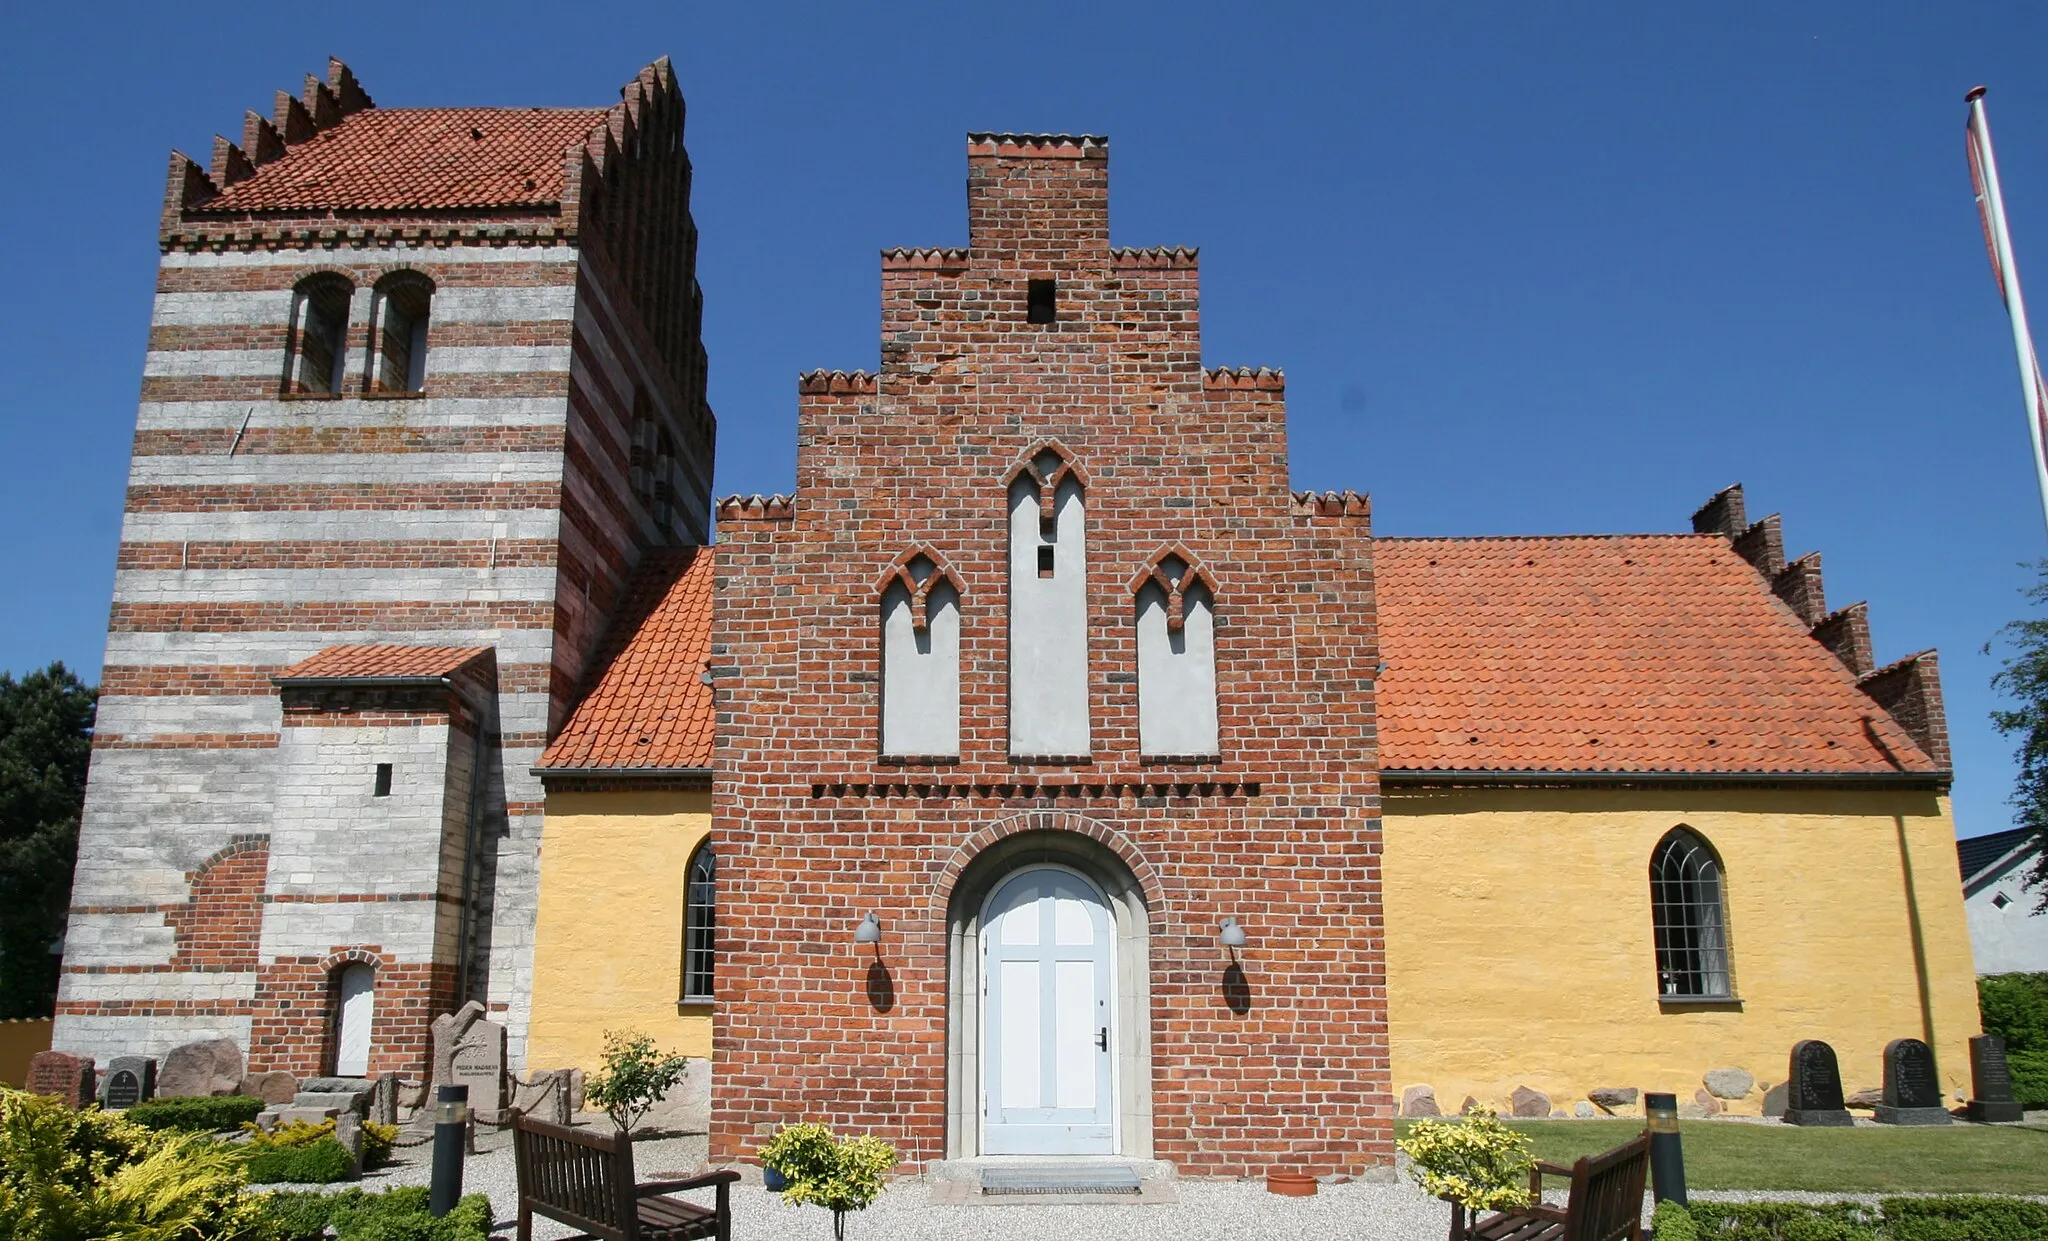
1874 1038 1953 1125
25 1051 95 1108
157 1038 244 1098
370 1072 399 1125
1966 1034 2026 1123
98 1056 156 1110
1783 1039 1854 1126
430 1001 508 1120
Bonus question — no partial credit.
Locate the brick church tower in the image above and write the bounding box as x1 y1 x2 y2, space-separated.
713 134 1390 1175
56 57 713 1075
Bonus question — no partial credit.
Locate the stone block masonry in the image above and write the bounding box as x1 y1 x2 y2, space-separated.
57 56 715 1075
712 133 1390 1177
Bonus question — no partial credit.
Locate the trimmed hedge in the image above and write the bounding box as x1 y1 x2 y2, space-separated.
125 1093 267 1133
1662 1197 2048 1241
259 1187 494 1241
243 1136 356 1184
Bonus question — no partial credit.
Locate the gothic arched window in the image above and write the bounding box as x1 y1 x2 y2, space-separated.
1650 828 1732 999
1006 444 1089 758
288 274 353 395
880 551 963 759
1134 549 1219 759
681 841 715 1002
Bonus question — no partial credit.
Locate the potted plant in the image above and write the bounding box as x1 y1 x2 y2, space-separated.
758 1122 898 1240
1396 1108 1535 1241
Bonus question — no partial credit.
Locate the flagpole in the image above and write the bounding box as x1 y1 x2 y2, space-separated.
1967 85 2048 540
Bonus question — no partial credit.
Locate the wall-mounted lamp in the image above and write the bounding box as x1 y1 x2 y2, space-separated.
1219 917 1247 949
854 912 883 944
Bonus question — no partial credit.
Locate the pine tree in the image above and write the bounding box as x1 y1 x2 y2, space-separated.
0 663 96 1016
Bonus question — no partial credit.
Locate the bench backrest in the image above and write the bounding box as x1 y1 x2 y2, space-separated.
513 1114 640 1241
1562 1133 1650 1241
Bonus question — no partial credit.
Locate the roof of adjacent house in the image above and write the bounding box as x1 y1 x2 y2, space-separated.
1959 826 2038 882
538 548 715 772
275 644 493 682
1374 534 1938 776
197 107 607 214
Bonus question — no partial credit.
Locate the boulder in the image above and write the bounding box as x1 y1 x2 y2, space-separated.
1400 1085 1441 1118
239 1071 298 1105
1846 1088 1884 1110
1693 1088 1722 1115
1574 1102 1596 1118
1704 1068 1755 1100
1762 1082 1788 1118
1587 1087 1638 1115
1459 1096 1482 1116
1511 1086 1551 1118
157 1039 244 1098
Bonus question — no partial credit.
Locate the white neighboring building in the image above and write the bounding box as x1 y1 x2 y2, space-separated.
1961 827 2048 974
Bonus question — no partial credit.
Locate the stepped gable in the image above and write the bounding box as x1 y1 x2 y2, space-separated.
1375 534 1940 777
538 548 715 772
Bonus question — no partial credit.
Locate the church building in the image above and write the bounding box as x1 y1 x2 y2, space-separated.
56 57 1980 1179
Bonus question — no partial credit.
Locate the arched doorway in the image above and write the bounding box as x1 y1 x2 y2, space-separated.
943 825 1153 1159
982 866 1115 1154
332 963 376 1077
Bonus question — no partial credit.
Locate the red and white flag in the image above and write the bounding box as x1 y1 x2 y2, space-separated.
1967 86 2048 536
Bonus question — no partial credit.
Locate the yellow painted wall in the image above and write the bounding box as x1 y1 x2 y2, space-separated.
527 789 712 1073
0 1017 52 1087
1384 787 1980 1117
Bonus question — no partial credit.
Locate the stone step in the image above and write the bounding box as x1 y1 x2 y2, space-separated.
978 1163 1144 1195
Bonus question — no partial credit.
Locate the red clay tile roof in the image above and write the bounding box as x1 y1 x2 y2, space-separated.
197 108 606 214
1375 535 1937 775
539 548 714 772
277 644 492 681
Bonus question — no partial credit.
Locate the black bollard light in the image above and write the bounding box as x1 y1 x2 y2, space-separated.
430 1084 469 1217
1643 1092 1687 1206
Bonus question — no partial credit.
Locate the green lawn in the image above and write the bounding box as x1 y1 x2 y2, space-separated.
1393 1119 2048 1196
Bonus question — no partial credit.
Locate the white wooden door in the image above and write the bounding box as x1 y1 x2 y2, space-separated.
334 964 375 1076
982 867 1114 1154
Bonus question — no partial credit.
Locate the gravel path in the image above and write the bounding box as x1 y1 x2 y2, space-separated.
329 1128 1457 1241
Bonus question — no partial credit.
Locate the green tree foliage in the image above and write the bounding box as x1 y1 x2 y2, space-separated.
1987 567 2048 912
0 662 96 1018
1977 972 2048 1105
584 1029 688 1134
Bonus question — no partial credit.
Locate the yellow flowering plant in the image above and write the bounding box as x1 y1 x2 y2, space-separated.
1396 1108 1535 1213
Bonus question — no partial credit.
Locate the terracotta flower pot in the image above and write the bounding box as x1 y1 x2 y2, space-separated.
1266 1169 1317 1196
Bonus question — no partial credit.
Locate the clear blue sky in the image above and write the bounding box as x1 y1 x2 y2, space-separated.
3 2 2044 841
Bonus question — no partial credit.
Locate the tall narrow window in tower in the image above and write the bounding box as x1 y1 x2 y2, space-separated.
629 386 657 509
681 842 715 1002
288 274 353 395
369 272 433 394
880 552 962 759
1007 446 1089 757
1649 828 1733 999
1135 551 1219 758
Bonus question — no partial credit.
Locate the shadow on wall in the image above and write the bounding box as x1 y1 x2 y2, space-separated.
0 1018 53 1087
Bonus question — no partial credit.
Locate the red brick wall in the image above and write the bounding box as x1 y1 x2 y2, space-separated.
711 135 1389 1177
248 948 456 1078
168 836 267 973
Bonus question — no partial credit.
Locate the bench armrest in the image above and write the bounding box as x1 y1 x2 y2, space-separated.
1531 1160 1574 1179
637 1171 742 1196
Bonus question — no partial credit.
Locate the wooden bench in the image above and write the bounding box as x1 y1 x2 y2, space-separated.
512 1113 738 1241
1450 1133 1651 1241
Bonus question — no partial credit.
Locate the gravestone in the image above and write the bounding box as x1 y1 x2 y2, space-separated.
370 1072 400 1126
431 1000 507 1120
25 1051 95 1108
1783 1039 1854 1126
98 1056 157 1110
1966 1034 2026 1123
157 1038 244 1098
1874 1038 1953 1125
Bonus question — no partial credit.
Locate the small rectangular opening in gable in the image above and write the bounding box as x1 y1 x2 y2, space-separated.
1037 545 1056 578
1027 279 1057 325
373 764 393 797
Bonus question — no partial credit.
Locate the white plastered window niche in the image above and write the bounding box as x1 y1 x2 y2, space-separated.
880 552 963 759
1134 551 1220 759
1007 446 1090 759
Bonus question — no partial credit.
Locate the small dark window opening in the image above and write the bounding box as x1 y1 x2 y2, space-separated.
1037 545 1056 578
373 764 393 797
1027 279 1057 324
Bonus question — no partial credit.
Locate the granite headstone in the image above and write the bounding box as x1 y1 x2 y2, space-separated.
98 1056 156 1110
25 1051 96 1108
431 1001 507 1120
1783 1039 1854 1126
1965 1034 2025 1124
1874 1037 1953 1125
